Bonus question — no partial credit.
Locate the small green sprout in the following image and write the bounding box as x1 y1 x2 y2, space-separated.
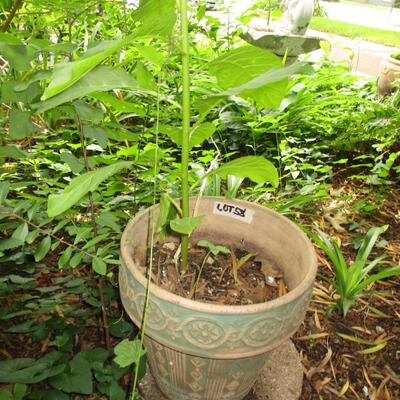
189 241 231 299
197 240 230 256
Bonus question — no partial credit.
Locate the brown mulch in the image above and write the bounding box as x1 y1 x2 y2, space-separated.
293 181 400 399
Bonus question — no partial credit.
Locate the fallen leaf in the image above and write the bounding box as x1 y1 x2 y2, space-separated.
305 347 333 380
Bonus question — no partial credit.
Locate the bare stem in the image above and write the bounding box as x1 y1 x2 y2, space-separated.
3 210 95 259
179 0 191 271
77 117 111 350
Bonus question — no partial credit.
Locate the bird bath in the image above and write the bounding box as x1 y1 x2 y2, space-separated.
240 0 321 59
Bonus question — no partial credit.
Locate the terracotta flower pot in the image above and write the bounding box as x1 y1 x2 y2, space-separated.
377 54 400 97
120 197 317 400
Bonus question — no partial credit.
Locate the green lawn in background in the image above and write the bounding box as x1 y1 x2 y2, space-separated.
310 17 400 48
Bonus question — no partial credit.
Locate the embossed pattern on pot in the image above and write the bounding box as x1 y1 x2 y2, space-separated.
120 266 312 357
145 336 267 400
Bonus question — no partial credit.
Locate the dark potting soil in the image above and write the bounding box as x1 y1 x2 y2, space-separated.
149 241 287 305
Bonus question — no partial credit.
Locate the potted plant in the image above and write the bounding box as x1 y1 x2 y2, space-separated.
377 52 400 97
0 0 316 398
119 1 317 399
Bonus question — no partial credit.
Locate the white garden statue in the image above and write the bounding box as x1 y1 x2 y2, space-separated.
279 0 315 35
241 0 320 58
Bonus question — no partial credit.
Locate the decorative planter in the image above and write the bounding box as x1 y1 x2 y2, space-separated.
377 54 400 97
120 197 317 400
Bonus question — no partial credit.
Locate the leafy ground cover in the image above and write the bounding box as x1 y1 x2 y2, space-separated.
310 17 400 47
0 1 400 399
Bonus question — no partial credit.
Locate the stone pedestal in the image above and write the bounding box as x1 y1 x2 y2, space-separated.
139 340 303 400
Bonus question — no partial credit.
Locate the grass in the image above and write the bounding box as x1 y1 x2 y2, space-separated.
310 17 400 47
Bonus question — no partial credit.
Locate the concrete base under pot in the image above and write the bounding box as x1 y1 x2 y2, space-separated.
139 340 303 400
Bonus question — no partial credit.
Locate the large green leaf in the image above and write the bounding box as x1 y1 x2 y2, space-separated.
0 388 12 400
12 223 29 242
0 33 22 45
208 46 286 108
34 236 51 262
84 125 108 148
97 210 121 233
0 182 10 205
9 110 37 139
14 71 52 92
1 223 31 253
73 100 104 123
47 161 133 217
160 122 216 149
91 92 145 114
49 353 92 394
40 0 175 100
0 352 65 384
136 43 165 65
44 42 78 54
98 380 125 400
197 61 310 116
219 62 312 99
208 156 279 187
157 193 178 239
42 39 133 100
354 225 388 267
0 43 38 71
195 96 224 120
92 257 107 275
0 238 24 252
0 145 28 160
133 0 176 38
170 216 204 235
135 61 157 91
33 66 149 113
113 339 142 368
189 123 216 148
209 46 281 88
60 152 85 174
2 80 42 104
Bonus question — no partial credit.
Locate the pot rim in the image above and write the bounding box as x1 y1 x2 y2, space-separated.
388 54 400 66
121 196 317 315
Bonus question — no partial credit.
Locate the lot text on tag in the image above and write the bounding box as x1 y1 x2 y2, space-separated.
213 202 254 224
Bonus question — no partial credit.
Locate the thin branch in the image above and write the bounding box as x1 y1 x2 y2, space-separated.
1 0 24 32
77 116 111 350
3 210 95 259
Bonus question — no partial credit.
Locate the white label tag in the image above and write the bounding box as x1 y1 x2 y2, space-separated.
213 201 254 224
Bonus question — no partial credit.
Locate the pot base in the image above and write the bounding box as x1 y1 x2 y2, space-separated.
139 340 303 400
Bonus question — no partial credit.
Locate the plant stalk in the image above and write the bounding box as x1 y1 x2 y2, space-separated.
179 0 191 271
131 59 163 400
191 250 211 300
78 117 111 350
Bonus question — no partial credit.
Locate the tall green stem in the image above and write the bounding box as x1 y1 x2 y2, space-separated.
179 0 190 271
